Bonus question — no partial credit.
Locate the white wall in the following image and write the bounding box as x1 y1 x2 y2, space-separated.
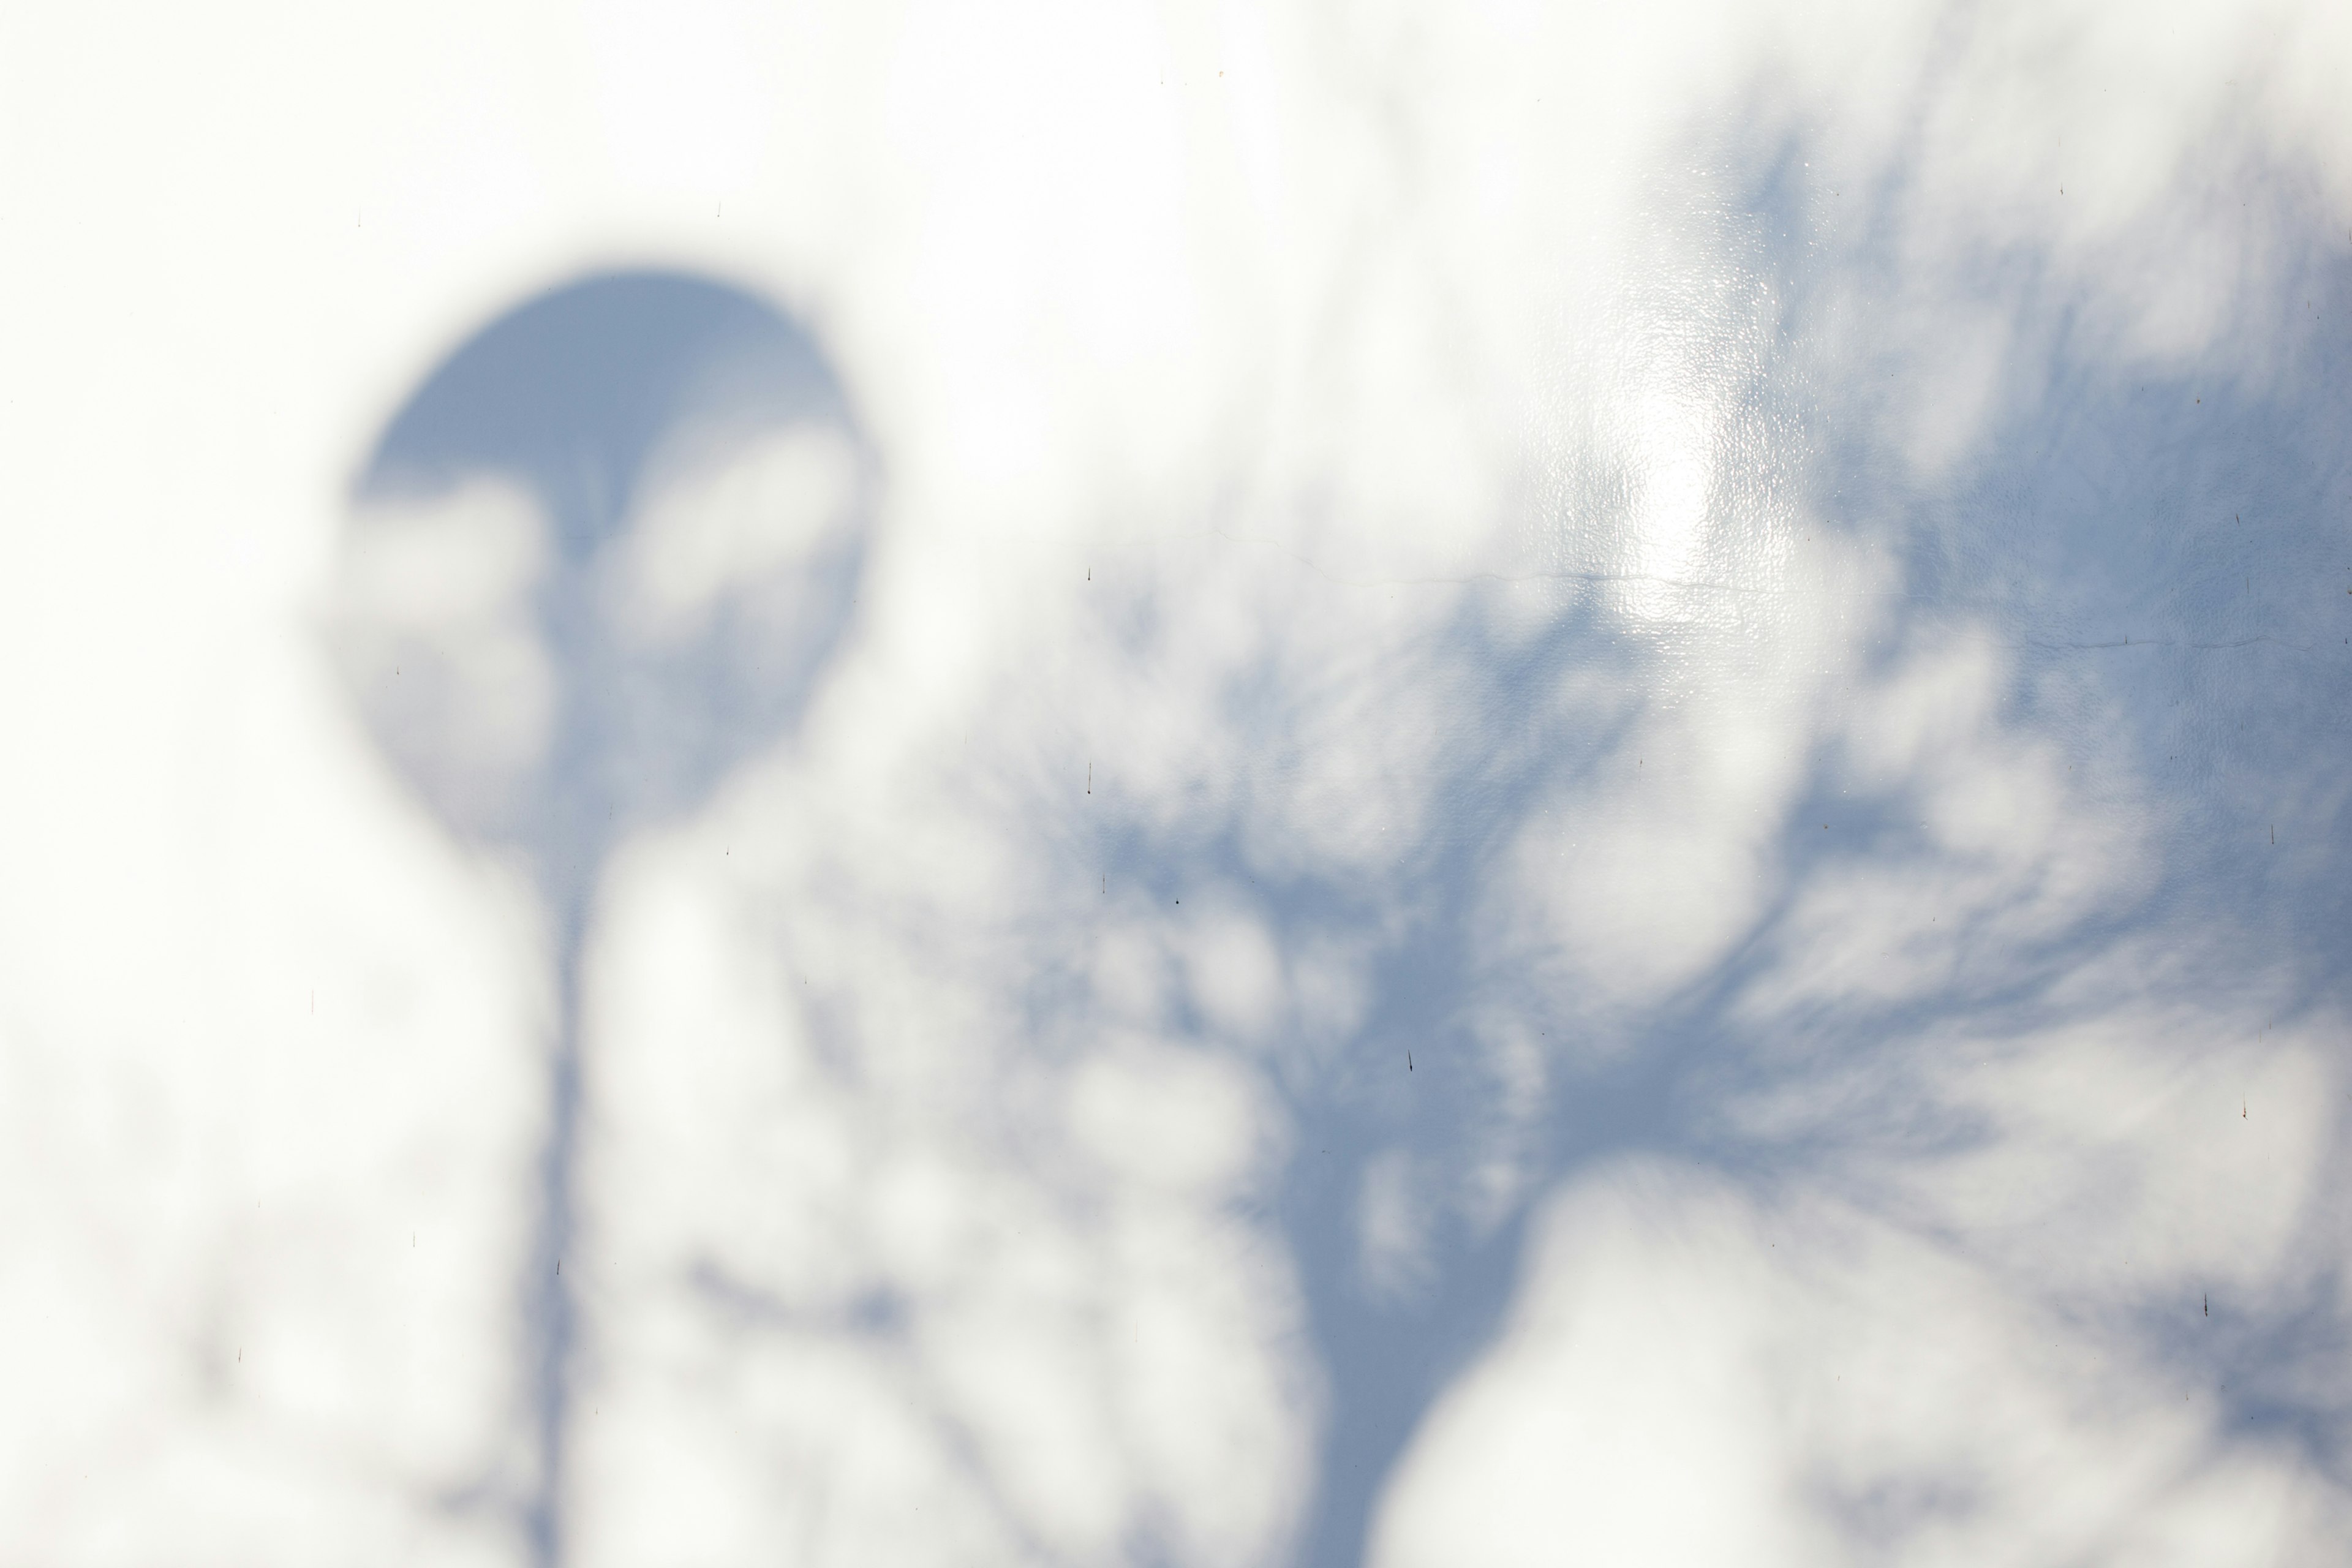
6 1 2351 1562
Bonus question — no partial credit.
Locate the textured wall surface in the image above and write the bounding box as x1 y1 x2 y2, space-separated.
6 3 2351 1563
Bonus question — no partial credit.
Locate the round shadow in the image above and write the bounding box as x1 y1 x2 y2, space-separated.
338 270 872 902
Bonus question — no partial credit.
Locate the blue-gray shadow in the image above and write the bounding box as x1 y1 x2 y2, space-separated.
340 270 871 1567
1090 144 2352 1566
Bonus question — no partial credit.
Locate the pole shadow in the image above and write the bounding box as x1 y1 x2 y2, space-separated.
333 270 873 1567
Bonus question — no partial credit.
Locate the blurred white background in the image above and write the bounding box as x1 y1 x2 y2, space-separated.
6 1 2352 1563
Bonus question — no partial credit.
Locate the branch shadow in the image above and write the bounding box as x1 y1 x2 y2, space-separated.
1170 132 2352 1566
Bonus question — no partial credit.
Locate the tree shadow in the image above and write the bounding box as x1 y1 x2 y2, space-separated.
1174 134 2352 1566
